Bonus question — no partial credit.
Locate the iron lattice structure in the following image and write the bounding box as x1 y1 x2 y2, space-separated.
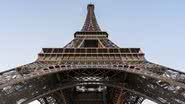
0 4 185 104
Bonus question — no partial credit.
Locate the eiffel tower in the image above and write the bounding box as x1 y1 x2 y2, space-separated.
0 4 185 104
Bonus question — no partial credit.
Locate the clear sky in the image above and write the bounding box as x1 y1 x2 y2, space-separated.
1 1 184 104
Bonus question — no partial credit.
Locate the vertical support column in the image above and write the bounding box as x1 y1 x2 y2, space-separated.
116 89 124 104
59 90 67 104
56 73 67 104
103 86 107 104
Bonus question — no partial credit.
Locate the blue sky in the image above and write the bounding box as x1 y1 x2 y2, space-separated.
0 0 185 73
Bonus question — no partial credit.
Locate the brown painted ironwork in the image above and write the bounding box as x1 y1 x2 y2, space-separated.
0 4 185 104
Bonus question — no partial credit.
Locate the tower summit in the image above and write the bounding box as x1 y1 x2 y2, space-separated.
81 4 101 32
0 4 185 104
